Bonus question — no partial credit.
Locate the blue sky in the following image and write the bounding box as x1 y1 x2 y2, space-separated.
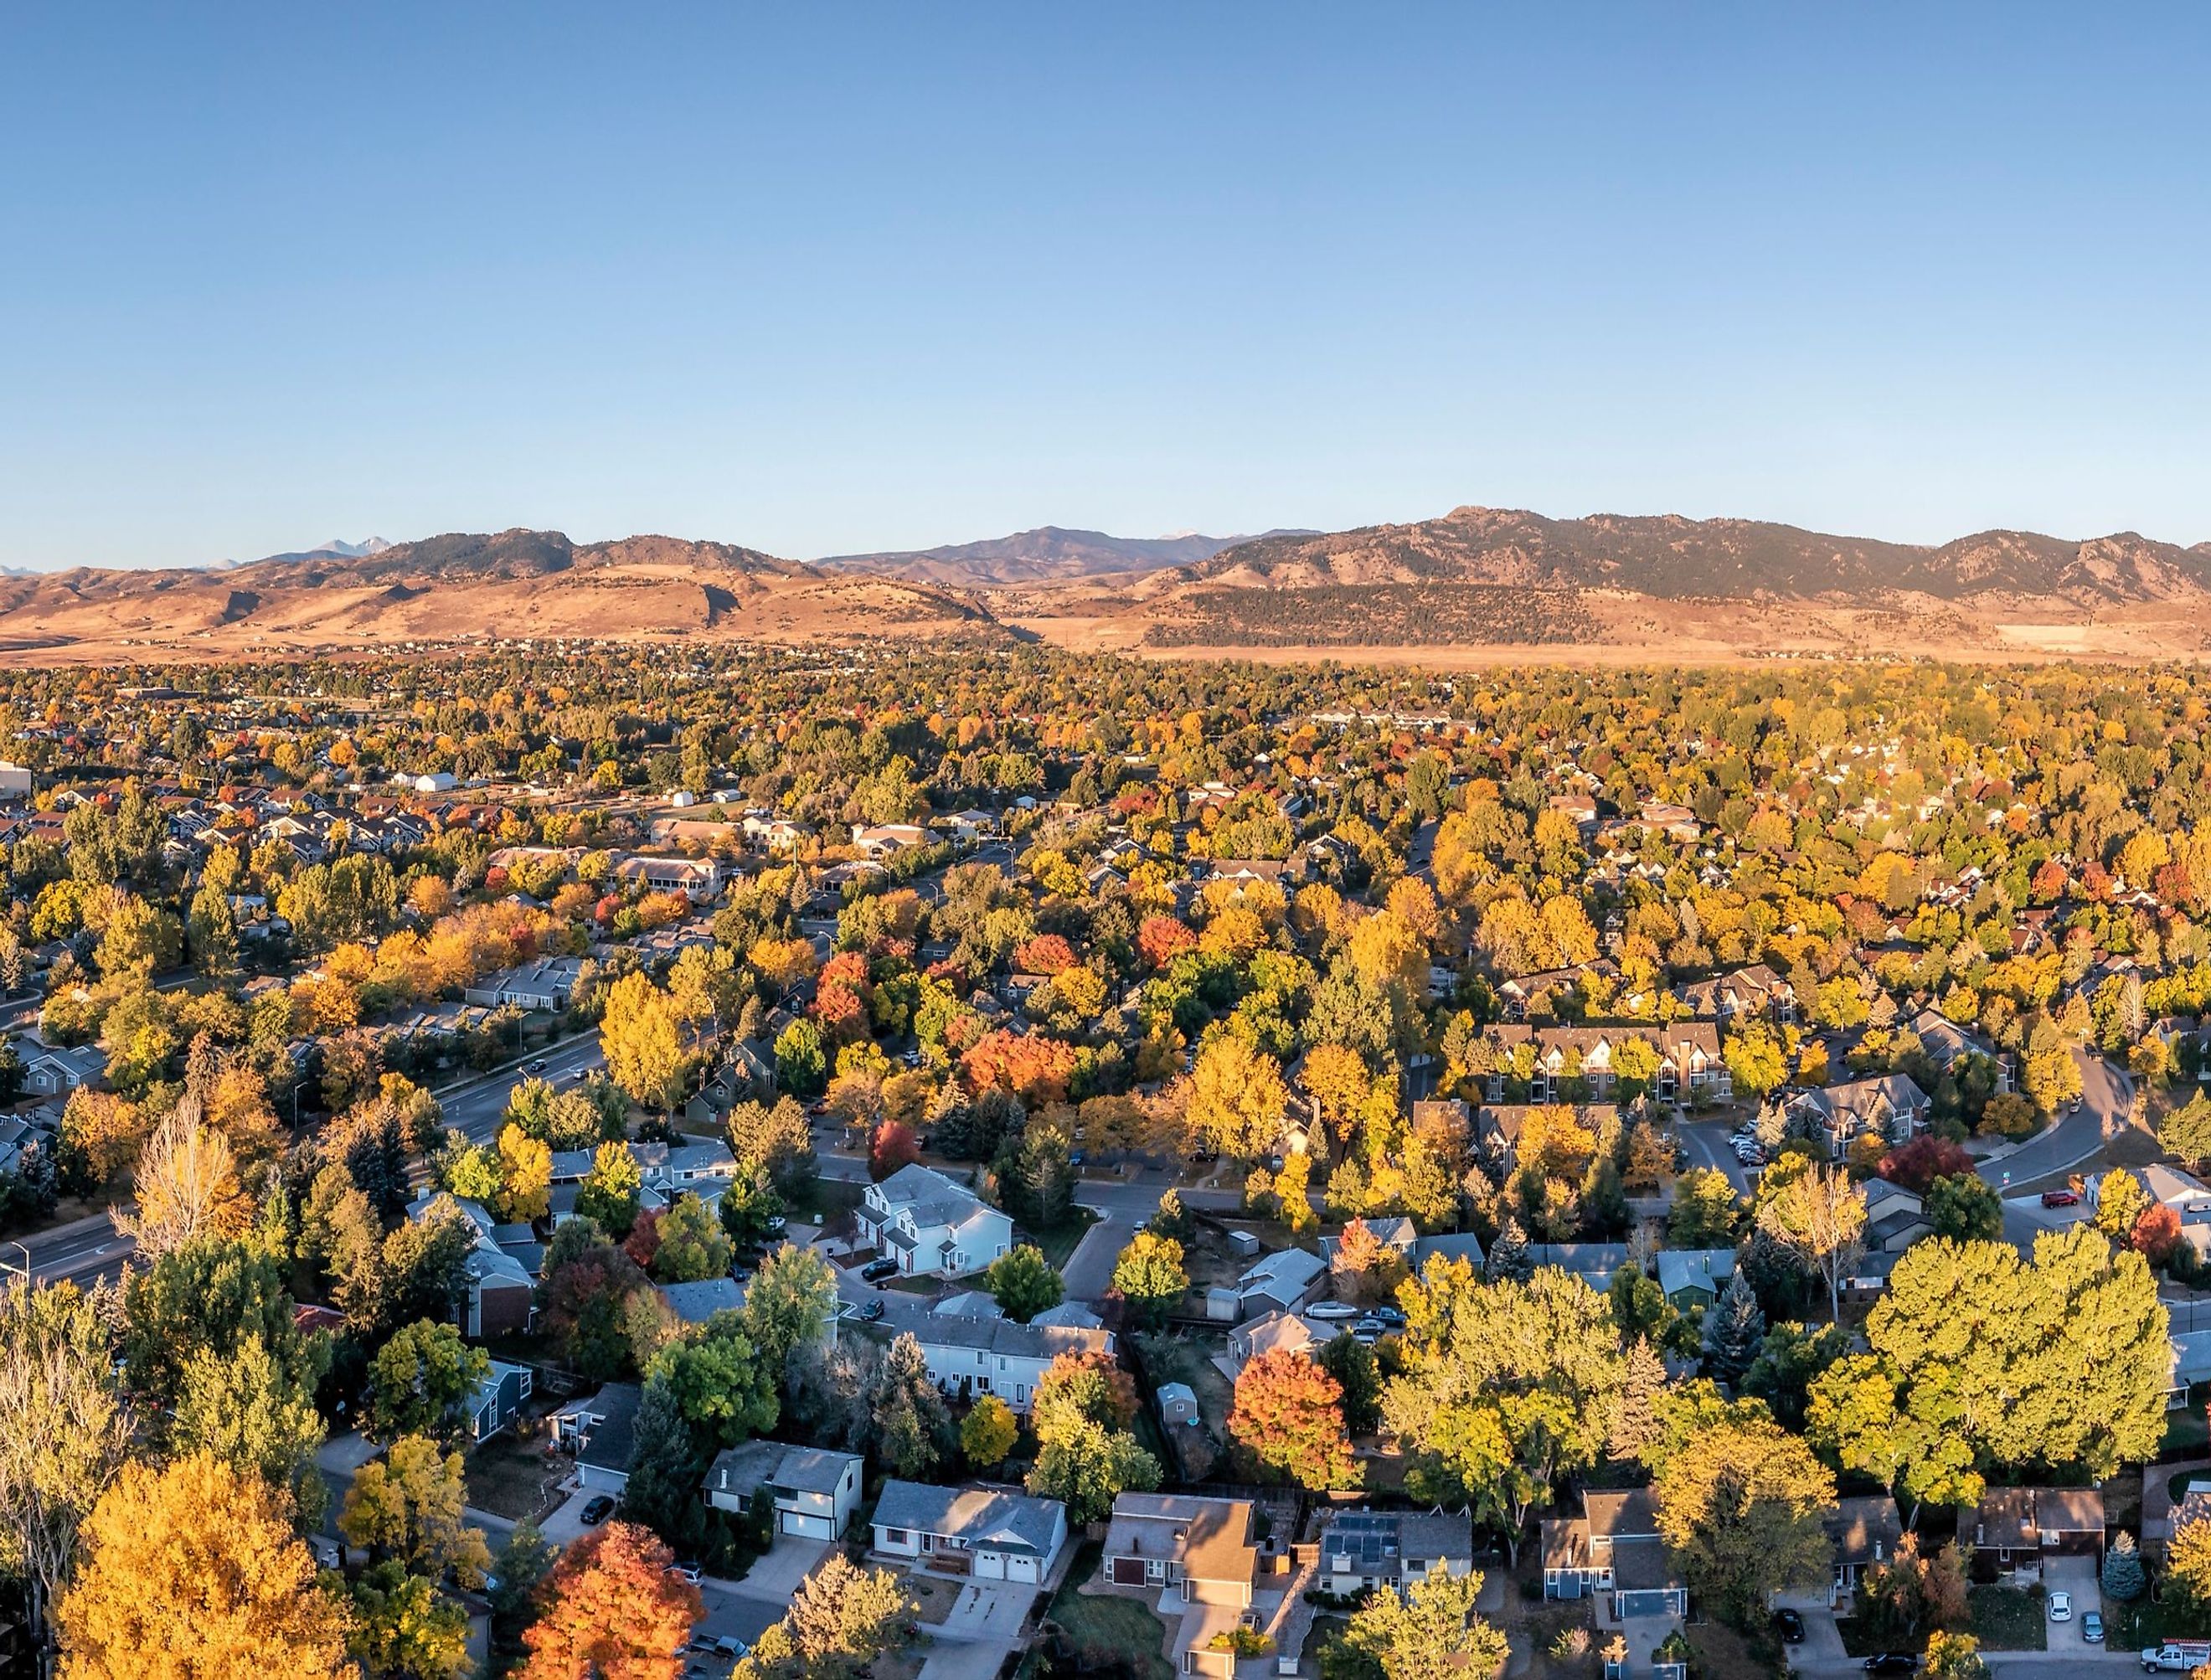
3 3 2207 569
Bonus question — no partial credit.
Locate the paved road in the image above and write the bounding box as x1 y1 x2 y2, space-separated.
1064 1173 1240 1302
1978 1047 2131 1193
442 1031 610 1146
1677 1117 1755 1193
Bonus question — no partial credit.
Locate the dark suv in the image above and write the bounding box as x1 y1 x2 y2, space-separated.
859 1257 900 1283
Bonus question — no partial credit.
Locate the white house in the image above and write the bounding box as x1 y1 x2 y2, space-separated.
461 956 585 1012
871 1481 1068 1583
705 1441 863 1542
614 853 724 901
858 1163 1015 1279
868 1296 1114 1412
1234 1246 1327 1316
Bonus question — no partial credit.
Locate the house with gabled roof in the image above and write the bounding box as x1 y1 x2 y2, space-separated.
858 1162 1015 1279
872 1480 1068 1584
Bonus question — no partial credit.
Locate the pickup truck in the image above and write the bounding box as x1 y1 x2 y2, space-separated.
2142 1641 2211 1672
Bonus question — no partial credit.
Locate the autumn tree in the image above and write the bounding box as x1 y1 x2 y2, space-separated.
1332 1217 1408 1306
117 1095 250 1260
1384 1257 1626 1556
1755 1158 1866 1322
578 1139 645 1236
1111 1230 1188 1325
1229 1350 1358 1490
961 1394 1020 1469
367 1319 491 1447
340 1434 492 1585
518 1520 702 1680
601 971 687 1112
735 1554 913 1680
1188 1033 1290 1161
58 1455 353 1680
1653 1409 1835 1626
348 1560 471 1680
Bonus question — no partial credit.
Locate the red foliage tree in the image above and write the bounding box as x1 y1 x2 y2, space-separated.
820 951 873 993
1228 1349 1357 1491
621 1208 662 1271
519 1519 702 1680
1013 934 1078 976
2134 1202 2183 1265
1877 1135 1977 1193
2030 858 2069 905
870 1121 920 1182
1136 915 1198 971
811 982 868 1044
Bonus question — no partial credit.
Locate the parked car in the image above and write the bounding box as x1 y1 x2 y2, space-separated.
1307 1301 1360 1321
2049 1590 2072 1622
2083 1610 2104 1643
1863 1657 1919 1675
580 1496 616 1526
1773 1608 1805 1644
1371 1306 1407 1327
2042 1188 2080 1208
854 1300 884 1322
859 1257 899 1282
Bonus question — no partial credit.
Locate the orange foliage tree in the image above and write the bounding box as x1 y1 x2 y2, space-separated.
960 1029 1080 1105
519 1520 703 1680
1228 1350 1359 1492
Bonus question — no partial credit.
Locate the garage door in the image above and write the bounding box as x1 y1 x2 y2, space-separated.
975 1551 1007 1580
1009 1555 1039 1583
781 1512 835 1540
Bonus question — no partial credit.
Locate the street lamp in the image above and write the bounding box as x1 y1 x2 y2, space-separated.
3 1239 30 1287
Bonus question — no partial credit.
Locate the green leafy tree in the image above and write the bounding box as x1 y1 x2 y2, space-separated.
985 1245 1064 1322
648 1309 781 1449
1110 1231 1187 1325
617 1375 703 1543
1668 1168 1739 1248
576 1140 643 1238
870 1332 953 1478
1317 1329 1384 1437
650 1192 734 1283
1337 1566 1508 1680
1924 1173 2003 1243
742 1242 839 1377
1027 1415 1162 1525
339 1434 492 1585
348 1559 471 1680
775 1020 827 1098
367 1320 491 1447
1384 1257 1626 1557
172 1333 329 1523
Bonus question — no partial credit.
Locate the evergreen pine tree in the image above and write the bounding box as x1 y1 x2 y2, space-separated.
1609 1337 1668 1463
1702 1265 1767 1384
2102 1529 2147 1601
618 1376 701 1543
1484 1216 1533 1283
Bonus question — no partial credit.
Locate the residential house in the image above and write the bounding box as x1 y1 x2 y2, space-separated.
858 1163 1016 1279
1654 1250 1735 1312
1224 1308 1324 1375
614 853 724 901
658 1277 747 1325
872 1481 1069 1584
1234 1247 1327 1317
467 1360 535 1444
2169 1329 2211 1410
461 956 584 1012
1862 1179 1931 1253
1486 1023 1728 1104
1786 1074 1930 1159
1674 963 1796 1024
1317 1509 1477 1596
1825 1495 1906 1609
850 823 930 859
1972 1488 2105 1574
705 1441 863 1542
1907 1007 2010 1094
18 1040 107 1098
1527 1242 1631 1294
867 1296 1115 1411
554 1383 645 1492
1407 1232 1488 1273
1541 1490 1688 1621
461 1245 537 1338
1103 1493 1259 1606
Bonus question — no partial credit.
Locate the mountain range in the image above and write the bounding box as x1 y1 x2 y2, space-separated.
0 507 2204 666
814 526 1313 587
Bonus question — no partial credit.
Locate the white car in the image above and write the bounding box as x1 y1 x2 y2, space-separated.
2047 1590 2072 1622
1306 1301 1360 1321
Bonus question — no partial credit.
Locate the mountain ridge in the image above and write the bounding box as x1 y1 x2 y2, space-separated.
815 525 1318 586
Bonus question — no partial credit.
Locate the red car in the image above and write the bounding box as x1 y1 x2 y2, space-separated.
2040 1188 2080 1208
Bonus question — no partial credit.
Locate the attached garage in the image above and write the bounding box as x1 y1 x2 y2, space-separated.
869 1479 1070 1585
973 1550 1007 1580
781 1510 836 1541
1008 1554 1042 1584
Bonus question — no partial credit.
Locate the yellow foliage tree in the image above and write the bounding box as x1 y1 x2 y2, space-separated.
58 1454 353 1679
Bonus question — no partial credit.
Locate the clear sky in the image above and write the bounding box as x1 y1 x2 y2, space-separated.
3 3 2207 569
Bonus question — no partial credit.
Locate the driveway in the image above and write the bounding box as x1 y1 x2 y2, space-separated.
919 1636 1017 1680
928 1579 1031 1641
718 1536 832 1604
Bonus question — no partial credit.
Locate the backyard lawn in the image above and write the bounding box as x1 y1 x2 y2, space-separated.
1025 1207 1101 1270
1033 1544 1173 1680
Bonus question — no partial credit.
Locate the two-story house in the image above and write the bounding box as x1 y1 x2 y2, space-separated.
1104 1492 1259 1605
1673 962 1797 1024
1486 1023 1729 1104
1787 1074 1930 1160
868 1296 1115 1411
858 1163 1015 1279
1317 1509 1477 1596
705 1440 863 1542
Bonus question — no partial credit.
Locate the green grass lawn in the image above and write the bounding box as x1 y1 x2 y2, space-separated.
1032 1543 1173 1680
1024 1206 1101 1269
2109 1594 2211 1650
1969 1585 2049 1651
2165 1404 2211 1459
